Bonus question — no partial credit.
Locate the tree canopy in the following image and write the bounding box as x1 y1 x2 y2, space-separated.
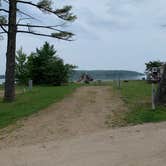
16 42 76 86
145 61 164 72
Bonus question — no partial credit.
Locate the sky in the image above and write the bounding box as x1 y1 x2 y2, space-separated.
1 0 166 74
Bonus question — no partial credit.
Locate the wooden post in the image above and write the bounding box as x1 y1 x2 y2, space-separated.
113 80 116 88
152 83 156 110
118 75 121 89
29 80 33 91
116 79 119 88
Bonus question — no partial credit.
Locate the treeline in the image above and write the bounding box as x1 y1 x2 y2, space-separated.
71 70 144 81
15 42 76 86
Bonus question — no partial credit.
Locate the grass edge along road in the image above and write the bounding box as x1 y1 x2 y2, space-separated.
1 81 166 130
112 81 166 125
0 84 79 129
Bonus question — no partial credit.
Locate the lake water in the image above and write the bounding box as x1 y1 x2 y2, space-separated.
0 75 146 85
0 79 5 85
72 75 146 82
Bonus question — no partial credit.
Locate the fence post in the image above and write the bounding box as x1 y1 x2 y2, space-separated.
118 76 121 89
152 83 156 110
29 80 33 91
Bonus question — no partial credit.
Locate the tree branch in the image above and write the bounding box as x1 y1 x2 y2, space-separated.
17 0 76 21
17 0 56 14
0 23 74 40
16 23 70 32
0 31 6 34
0 24 7 33
17 30 73 41
0 23 69 33
0 8 9 13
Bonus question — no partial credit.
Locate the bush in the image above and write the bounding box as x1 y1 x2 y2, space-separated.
15 42 76 85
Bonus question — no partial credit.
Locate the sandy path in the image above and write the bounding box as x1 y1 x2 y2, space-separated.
0 86 166 165
0 86 126 148
0 122 166 166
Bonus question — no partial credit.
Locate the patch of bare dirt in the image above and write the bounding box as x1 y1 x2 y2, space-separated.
0 86 127 148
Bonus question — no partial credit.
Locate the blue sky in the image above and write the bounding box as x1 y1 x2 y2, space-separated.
1 0 166 74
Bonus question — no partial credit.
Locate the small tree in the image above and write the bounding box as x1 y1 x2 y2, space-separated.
15 47 29 84
145 61 164 72
0 0 76 101
26 42 76 85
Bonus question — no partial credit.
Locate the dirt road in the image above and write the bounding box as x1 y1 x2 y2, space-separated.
0 86 166 166
0 122 166 166
0 86 126 148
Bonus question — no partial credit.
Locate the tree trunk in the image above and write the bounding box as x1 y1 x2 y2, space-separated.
4 0 17 102
155 64 166 106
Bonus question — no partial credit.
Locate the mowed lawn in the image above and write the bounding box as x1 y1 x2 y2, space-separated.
114 81 166 125
0 84 79 128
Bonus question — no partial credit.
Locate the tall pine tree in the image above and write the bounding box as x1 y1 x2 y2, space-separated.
0 0 76 102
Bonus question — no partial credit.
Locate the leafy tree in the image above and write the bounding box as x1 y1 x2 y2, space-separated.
145 61 164 72
15 47 29 84
27 42 76 86
0 0 76 102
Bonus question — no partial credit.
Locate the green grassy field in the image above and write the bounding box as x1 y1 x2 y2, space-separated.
113 81 166 125
0 84 79 128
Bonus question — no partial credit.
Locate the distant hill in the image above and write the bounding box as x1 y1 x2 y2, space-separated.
71 70 144 81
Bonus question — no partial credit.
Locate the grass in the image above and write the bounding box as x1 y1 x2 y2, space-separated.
0 84 79 128
1 80 166 129
0 85 3 90
113 80 166 125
